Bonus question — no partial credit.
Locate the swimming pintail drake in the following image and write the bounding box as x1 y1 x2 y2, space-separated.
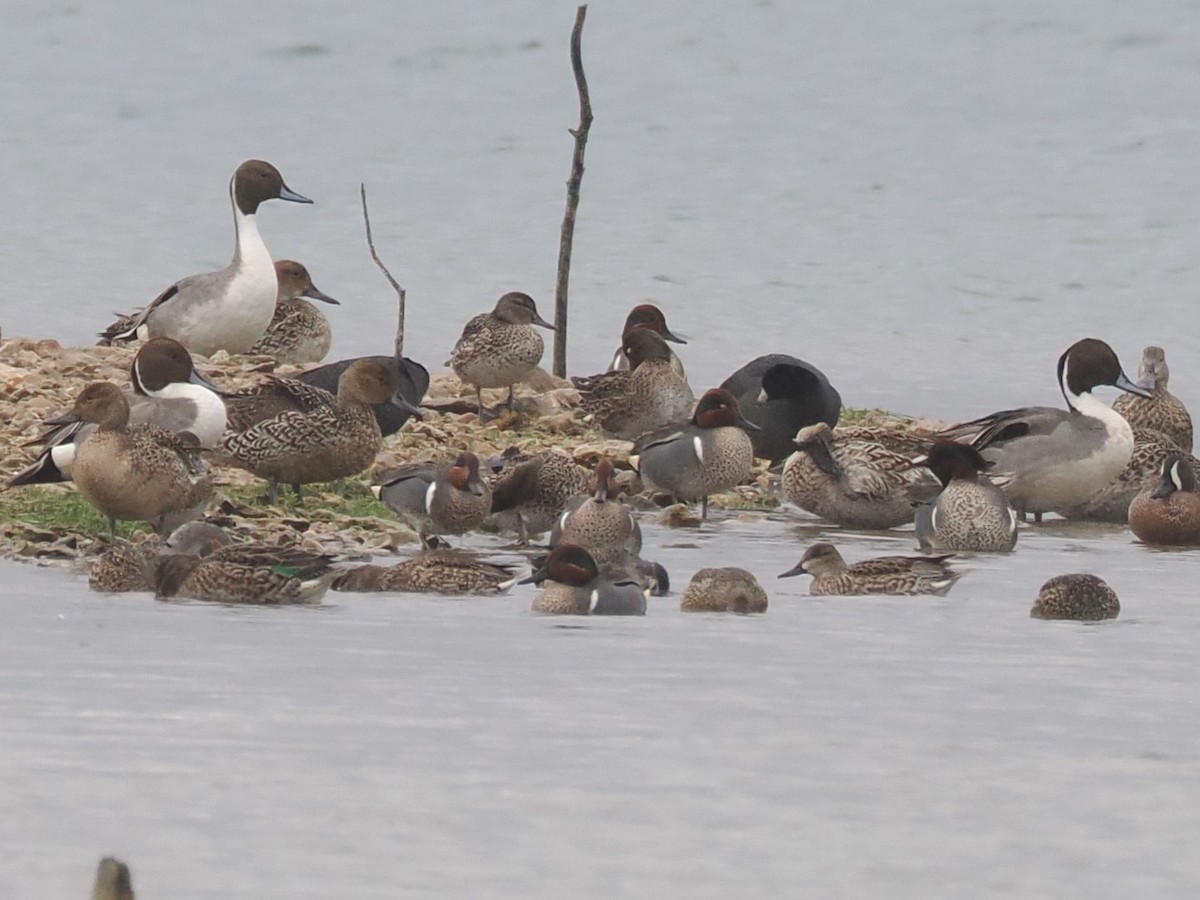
632 388 758 519
573 328 695 440
446 291 553 420
220 359 395 504
100 160 313 356
550 458 642 565
781 421 937 529
719 354 842 464
247 259 340 364
520 543 648 615
1030 573 1120 620
91 856 135 900
679 566 768 613
779 542 962 596
606 303 687 377
1111 345 1193 452
9 337 226 487
373 451 492 546
332 550 516 595
487 449 590 543
912 440 1018 552
938 337 1151 521
67 382 213 535
1127 453 1200 545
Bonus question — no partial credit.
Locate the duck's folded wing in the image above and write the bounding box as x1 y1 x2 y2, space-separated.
98 282 181 343
939 406 1066 449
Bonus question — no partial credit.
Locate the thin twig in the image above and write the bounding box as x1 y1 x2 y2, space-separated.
360 183 406 358
553 4 593 378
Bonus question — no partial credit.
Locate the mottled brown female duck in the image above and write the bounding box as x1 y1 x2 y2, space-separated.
780 542 961 596
487 449 590 544
333 550 516 595
679 567 768 613
551 458 641 564
1112 345 1192 452
91 856 135 900
1030 574 1120 620
247 259 340 364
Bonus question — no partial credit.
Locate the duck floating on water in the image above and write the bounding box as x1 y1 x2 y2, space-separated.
779 542 962 596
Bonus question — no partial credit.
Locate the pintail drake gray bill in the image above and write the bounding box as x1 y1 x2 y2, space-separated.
9 337 226 487
606 303 687 376
247 259 340 364
99 159 312 357
1111 345 1193 453
373 452 492 547
938 338 1152 521
1030 573 1120 620
779 542 962 596
912 439 1018 553
679 566 768 613
521 543 648 616
1128 452 1200 546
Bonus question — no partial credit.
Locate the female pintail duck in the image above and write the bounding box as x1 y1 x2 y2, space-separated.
332 550 516 595
373 451 492 546
719 354 842 464
551 458 642 564
9 337 226 487
91 856 135 900
247 259 340 364
487 449 590 543
446 291 553 420
632 388 758 519
679 566 768 613
1030 573 1120 620
100 159 312 356
1127 453 1200 545
520 543 648 615
572 328 695 440
779 542 962 596
67 382 213 535
1111 345 1192 452
297 355 428 437
781 421 937 530
220 358 396 504
938 337 1152 521
913 440 1018 552
606 303 687 377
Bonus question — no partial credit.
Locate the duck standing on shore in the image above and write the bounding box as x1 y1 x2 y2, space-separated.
247 260 340 364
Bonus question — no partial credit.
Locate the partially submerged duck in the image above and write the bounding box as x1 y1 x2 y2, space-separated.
521 543 648 615
1030 574 1120 621
91 856 135 900
332 550 515 595
779 542 962 596
913 440 1018 552
679 566 768 613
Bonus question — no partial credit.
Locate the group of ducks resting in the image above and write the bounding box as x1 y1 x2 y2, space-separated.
7 159 1195 622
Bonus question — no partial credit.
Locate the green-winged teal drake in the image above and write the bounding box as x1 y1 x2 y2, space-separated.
332 550 516 595
913 440 1018 552
679 566 768 613
1128 452 1200 545
373 451 492 546
939 338 1151 521
488 448 590 543
521 543 647 615
782 421 937 529
446 291 553 420
68 382 213 535
1030 573 1120 620
551 458 642 564
247 259 340 364
780 542 962 596
99 160 312 356
91 856 135 900
573 328 695 440
220 358 396 503
606 303 687 377
720 354 842 464
1111 345 1193 452
632 387 757 519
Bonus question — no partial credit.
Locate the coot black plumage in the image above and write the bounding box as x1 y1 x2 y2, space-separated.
720 354 841 463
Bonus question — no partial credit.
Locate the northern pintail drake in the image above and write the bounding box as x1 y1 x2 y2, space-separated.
68 382 213 535
373 451 492 546
679 566 768 613
550 458 642 565
1111 345 1193 452
9 337 226 487
912 440 1018 552
521 543 648 615
487 448 590 543
781 421 937 529
446 291 553 420
632 387 758 519
91 856 135 900
572 328 695 440
606 303 687 377
719 354 842 464
220 359 394 504
939 338 1151 521
1127 452 1200 546
100 160 312 356
779 542 962 596
298 355 429 437
247 259 340 364
332 550 516 595
1030 573 1120 620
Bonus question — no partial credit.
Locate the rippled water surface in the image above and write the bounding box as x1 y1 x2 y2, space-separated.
3 0 1200 896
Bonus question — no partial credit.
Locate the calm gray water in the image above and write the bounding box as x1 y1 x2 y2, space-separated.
4 0 1200 896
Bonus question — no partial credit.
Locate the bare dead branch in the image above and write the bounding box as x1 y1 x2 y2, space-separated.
360 183 406 358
